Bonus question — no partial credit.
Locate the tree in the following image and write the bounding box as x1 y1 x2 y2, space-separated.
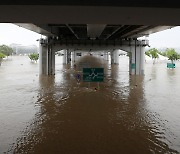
126 52 131 57
28 53 39 62
0 45 13 57
145 51 151 57
0 52 6 66
146 48 159 64
165 48 180 64
158 51 166 57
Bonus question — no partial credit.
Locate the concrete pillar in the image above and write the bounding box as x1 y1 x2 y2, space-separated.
111 51 114 64
129 51 132 75
47 45 55 75
114 49 119 64
71 51 75 65
39 39 55 75
63 50 67 64
140 47 145 75
39 40 48 75
129 43 145 75
52 50 55 75
74 51 77 62
63 49 71 64
67 50 71 64
107 52 110 61
105 51 109 61
129 46 136 75
111 50 119 64
47 45 52 75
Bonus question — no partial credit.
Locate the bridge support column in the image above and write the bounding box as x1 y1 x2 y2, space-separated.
39 39 55 75
47 45 55 75
63 50 67 64
39 42 48 75
63 49 71 64
111 51 114 64
111 50 119 64
67 50 71 64
114 50 119 64
107 52 110 61
105 52 109 61
129 45 145 75
71 51 76 63
63 50 68 64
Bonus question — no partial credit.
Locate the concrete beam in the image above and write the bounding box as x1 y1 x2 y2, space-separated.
49 39 148 51
87 24 106 39
15 23 57 36
0 1 180 8
0 6 179 25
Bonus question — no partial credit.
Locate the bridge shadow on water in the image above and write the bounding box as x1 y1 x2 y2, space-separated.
10 55 178 154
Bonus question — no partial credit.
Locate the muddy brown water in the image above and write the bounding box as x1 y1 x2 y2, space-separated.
0 55 180 153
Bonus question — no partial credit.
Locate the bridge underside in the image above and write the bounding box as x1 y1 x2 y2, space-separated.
0 4 178 39
15 24 173 41
1 1 180 7
0 3 179 76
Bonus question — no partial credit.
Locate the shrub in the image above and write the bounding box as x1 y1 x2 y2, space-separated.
28 53 39 62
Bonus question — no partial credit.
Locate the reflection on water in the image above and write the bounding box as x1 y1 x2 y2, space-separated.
0 56 180 153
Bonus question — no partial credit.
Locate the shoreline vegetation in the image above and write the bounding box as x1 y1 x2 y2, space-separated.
145 48 180 64
28 53 39 62
1 44 180 67
0 52 6 66
0 45 13 66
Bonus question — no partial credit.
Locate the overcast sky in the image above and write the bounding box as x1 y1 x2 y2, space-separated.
147 26 180 48
0 23 180 48
0 23 41 46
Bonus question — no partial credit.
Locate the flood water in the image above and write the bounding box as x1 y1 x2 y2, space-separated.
0 55 180 153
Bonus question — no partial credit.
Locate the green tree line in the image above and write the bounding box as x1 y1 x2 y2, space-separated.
145 48 180 64
0 45 13 56
0 45 13 66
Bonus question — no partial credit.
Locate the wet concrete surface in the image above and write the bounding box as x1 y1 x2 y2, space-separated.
0 55 180 153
